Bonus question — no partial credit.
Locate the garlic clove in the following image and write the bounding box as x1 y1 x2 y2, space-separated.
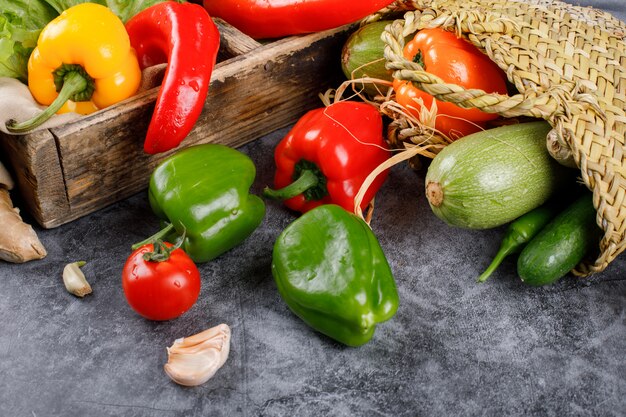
63 261 92 297
164 323 231 387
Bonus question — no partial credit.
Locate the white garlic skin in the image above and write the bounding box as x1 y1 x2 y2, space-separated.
164 323 231 387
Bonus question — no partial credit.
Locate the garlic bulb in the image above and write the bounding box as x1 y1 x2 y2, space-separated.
164 323 231 387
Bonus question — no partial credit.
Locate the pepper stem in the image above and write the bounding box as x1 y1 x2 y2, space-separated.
6 68 92 133
131 223 175 251
263 169 320 201
413 50 426 70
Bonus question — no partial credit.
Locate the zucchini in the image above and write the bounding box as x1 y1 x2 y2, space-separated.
517 193 602 286
425 121 572 229
341 20 394 96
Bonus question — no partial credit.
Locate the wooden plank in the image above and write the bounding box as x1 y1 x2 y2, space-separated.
42 25 350 228
0 129 70 228
215 18 262 59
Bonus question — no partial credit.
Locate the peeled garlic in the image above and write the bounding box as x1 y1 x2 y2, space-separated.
63 261 92 297
164 323 231 387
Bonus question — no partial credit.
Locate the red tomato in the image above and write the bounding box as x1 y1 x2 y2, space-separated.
122 243 201 321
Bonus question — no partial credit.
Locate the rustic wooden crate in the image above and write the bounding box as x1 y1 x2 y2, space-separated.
0 19 350 228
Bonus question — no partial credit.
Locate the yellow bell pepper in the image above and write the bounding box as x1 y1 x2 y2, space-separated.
7 3 141 133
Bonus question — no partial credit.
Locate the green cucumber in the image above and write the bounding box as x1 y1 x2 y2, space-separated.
341 20 394 96
517 193 602 286
425 121 573 229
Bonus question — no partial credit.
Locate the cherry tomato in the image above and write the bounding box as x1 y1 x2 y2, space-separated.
122 242 201 321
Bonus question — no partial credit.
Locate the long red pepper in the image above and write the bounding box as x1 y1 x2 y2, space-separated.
126 2 220 154
203 0 395 39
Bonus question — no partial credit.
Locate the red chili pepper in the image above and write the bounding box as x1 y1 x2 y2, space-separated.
126 2 220 154
203 0 395 39
263 101 390 214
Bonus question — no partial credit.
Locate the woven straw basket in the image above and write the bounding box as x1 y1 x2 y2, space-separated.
365 0 625 276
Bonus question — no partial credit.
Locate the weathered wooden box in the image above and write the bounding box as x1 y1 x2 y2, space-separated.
0 20 349 228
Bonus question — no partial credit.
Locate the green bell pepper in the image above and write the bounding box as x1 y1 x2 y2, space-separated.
143 143 265 263
272 204 399 347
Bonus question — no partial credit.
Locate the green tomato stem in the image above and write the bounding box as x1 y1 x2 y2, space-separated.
132 223 176 251
139 226 187 263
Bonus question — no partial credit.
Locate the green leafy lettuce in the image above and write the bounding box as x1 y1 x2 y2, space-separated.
43 0 180 23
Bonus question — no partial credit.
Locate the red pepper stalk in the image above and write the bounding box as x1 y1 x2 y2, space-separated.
125 1 220 154
263 101 390 214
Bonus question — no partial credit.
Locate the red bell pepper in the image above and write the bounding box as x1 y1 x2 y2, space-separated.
125 2 220 154
202 0 395 39
263 101 390 214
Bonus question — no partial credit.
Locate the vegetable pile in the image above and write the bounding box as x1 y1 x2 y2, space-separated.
339 17 604 285
2 0 216 155
0 0 614 387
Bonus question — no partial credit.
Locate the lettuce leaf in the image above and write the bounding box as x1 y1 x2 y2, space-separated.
104 0 182 23
43 0 180 23
0 0 57 82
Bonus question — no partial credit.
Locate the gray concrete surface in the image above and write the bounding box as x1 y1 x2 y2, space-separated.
1 1 625 415
1 126 624 417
